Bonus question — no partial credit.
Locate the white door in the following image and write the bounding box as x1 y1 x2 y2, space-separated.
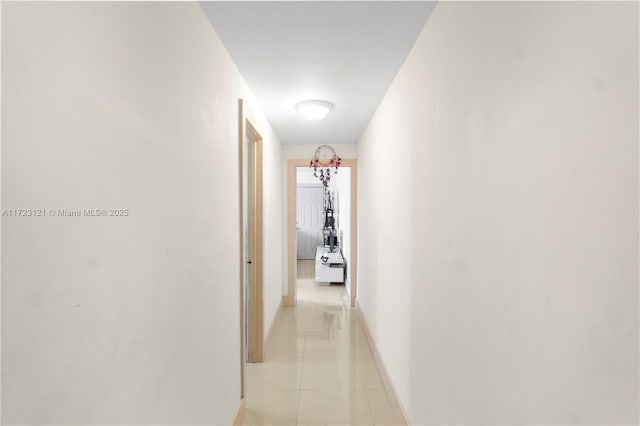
296 185 324 259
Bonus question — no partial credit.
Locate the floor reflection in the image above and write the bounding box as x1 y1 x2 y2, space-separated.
243 260 404 426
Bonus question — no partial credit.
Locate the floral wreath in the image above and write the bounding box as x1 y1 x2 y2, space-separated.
310 145 342 189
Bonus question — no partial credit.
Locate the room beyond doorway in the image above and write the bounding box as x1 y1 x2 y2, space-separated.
285 159 358 308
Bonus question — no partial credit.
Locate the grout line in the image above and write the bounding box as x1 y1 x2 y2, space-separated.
362 386 376 426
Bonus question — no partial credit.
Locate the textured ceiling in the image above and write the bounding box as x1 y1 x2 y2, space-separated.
201 1 436 144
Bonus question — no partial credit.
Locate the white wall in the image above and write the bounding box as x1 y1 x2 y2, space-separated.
357 2 638 424
261 119 283 341
282 143 358 161
281 144 356 295
2 2 281 424
0 2 4 420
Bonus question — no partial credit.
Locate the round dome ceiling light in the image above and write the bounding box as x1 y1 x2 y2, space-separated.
295 100 333 121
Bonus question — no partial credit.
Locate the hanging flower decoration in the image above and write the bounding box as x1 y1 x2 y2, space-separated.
310 145 342 190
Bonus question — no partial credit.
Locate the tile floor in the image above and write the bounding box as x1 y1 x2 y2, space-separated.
243 260 404 426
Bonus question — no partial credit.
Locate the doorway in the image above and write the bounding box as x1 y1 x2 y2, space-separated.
286 159 358 307
239 99 264 383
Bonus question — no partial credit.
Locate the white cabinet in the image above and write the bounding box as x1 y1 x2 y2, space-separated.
315 246 345 283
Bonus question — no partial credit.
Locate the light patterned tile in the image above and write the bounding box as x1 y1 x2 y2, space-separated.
245 360 302 392
297 389 373 426
300 360 365 390
243 390 299 425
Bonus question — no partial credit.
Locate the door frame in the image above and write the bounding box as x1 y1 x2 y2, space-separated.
238 99 264 395
284 159 358 307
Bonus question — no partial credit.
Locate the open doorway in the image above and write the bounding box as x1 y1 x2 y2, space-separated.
239 99 264 382
286 159 357 307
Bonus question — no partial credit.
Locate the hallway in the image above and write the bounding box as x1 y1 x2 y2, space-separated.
2 2 637 425
244 261 403 425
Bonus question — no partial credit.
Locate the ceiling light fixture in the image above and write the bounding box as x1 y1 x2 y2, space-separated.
295 100 333 121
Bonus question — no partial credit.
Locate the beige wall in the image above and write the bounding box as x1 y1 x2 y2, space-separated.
281 144 357 295
262 124 283 340
357 2 638 424
1 2 281 424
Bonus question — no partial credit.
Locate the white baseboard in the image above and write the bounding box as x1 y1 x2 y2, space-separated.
356 300 411 425
230 397 245 426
